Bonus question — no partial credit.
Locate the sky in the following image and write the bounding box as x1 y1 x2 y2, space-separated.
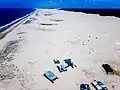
0 0 120 8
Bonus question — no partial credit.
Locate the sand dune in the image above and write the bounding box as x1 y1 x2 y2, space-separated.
0 9 120 90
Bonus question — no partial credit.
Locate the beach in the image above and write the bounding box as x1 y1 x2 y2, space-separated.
0 9 120 90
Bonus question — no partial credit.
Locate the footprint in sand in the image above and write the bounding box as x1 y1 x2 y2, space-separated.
82 68 96 77
17 32 26 35
113 48 120 58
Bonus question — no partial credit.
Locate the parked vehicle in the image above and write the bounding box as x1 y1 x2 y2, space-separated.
80 84 91 90
102 64 113 74
57 64 67 73
43 70 58 83
91 80 108 90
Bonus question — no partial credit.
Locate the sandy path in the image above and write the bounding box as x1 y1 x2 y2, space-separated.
0 9 120 90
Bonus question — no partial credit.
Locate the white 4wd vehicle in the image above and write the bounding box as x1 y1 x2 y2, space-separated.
91 80 108 90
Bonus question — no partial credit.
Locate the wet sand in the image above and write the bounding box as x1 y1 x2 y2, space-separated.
0 9 120 90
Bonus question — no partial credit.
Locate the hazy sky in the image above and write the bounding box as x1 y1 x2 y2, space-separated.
0 0 120 8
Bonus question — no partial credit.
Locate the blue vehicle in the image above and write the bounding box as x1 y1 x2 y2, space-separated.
43 70 58 83
80 84 91 90
64 59 73 67
56 64 67 73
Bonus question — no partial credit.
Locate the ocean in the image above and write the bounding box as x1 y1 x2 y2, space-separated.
60 9 120 18
0 8 35 27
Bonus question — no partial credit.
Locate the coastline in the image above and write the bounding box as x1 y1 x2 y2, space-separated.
0 9 36 32
0 9 37 40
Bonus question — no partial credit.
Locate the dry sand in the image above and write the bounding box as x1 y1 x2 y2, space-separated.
0 9 120 90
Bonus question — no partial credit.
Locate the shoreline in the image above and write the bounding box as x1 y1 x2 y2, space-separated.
0 9 36 32
0 9 37 40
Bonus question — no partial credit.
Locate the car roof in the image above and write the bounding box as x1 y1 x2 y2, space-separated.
44 71 57 80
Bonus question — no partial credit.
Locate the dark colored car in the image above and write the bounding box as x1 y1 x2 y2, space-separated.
102 64 113 74
80 84 91 90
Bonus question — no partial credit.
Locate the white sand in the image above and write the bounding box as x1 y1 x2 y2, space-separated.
0 9 120 90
